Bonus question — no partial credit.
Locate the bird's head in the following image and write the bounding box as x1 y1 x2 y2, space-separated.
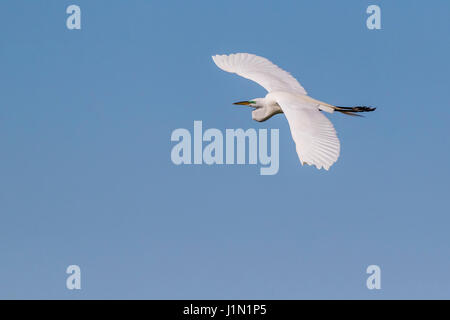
233 98 264 108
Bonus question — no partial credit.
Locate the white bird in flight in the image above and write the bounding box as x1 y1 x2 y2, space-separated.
212 53 375 170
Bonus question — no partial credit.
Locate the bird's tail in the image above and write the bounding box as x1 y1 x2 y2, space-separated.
333 105 376 117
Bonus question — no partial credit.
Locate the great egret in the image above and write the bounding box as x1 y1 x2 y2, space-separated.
212 53 375 170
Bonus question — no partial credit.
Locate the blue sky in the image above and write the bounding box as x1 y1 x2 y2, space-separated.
0 0 449 299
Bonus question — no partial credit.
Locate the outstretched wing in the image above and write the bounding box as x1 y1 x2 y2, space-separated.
212 53 307 95
276 94 340 170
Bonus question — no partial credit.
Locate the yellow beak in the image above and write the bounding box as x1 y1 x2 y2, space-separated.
233 101 251 105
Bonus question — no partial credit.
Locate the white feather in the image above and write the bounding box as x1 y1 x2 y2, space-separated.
270 92 340 170
212 53 307 95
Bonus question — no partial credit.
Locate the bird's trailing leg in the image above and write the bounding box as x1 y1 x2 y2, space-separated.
333 105 376 117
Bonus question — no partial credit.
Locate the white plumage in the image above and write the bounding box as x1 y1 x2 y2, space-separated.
274 93 340 170
212 53 307 95
212 53 344 170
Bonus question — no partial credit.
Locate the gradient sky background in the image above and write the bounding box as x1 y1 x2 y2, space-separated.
0 0 449 299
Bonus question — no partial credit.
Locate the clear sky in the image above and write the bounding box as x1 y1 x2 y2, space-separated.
0 0 449 299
